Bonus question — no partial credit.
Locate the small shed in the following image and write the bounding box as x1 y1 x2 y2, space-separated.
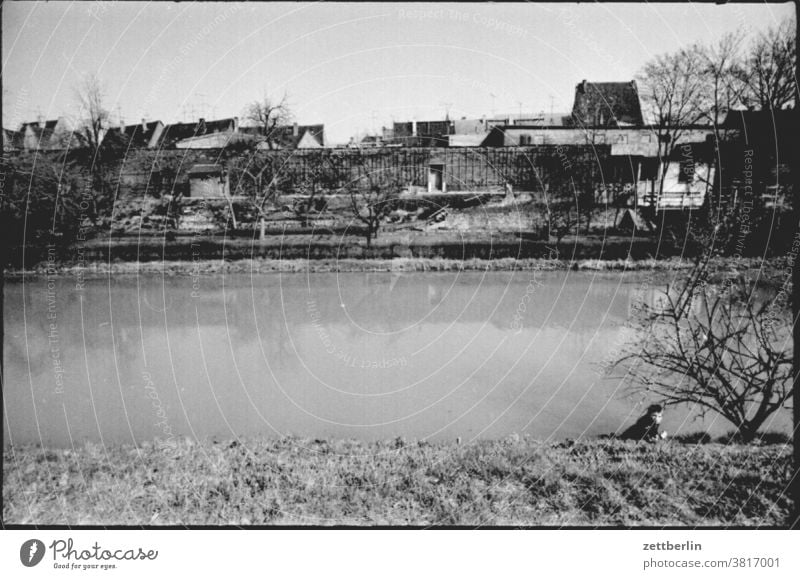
187 164 229 198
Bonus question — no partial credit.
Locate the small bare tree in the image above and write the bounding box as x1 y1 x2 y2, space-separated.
74 73 112 222
345 158 404 247
292 151 349 227
244 92 292 150
75 74 110 154
613 261 793 442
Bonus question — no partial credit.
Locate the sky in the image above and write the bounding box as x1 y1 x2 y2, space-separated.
2 1 795 144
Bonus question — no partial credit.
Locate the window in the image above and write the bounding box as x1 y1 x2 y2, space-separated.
639 159 659 180
519 134 532 145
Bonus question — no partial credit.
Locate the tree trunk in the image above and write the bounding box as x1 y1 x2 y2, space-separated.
738 422 760 444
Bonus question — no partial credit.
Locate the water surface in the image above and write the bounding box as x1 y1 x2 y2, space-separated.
4 270 790 447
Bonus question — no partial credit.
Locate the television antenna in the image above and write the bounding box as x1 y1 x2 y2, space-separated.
439 101 453 121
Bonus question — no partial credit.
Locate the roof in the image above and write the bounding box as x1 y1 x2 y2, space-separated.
20 120 59 148
392 120 454 138
449 134 489 147
175 132 256 149
17 118 86 150
158 118 236 148
569 80 644 128
188 164 224 176
452 118 488 135
252 124 325 149
103 121 162 148
3 128 23 150
496 112 571 127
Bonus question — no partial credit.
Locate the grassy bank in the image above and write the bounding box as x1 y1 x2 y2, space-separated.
5 254 783 279
3 437 792 526
2 230 742 271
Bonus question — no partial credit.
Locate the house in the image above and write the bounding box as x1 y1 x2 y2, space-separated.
160 117 238 148
187 164 229 197
251 123 326 149
390 120 453 147
448 118 490 147
358 134 384 148
17 117 83 150
567 80 644 128
3 128 23 151
480 124 713 148
102 119 165 150
617 140 715 211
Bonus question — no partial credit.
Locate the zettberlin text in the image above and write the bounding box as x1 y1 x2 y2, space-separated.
643 541 702 551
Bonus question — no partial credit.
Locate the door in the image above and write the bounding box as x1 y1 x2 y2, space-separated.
428 163 444 193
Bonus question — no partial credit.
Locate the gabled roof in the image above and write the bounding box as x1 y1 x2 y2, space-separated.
20 119 60 147
3 128 23 150
18 118 85 150
569 80 644 128
103 121 163 148
252 124 325 149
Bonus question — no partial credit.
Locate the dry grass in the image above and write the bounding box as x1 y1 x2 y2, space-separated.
3 436 792 526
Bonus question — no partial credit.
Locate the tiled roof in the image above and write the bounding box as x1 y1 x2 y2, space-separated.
247 124 325 149
158 118 235 148
103 121 162 148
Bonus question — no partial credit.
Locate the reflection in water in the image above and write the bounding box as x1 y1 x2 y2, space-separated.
4 271 790 447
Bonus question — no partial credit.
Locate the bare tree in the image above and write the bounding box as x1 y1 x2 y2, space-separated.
291 151 349 227
612 261 793 442
345 158 404 247
244 92 292 150
74 74 112 222
737 18 797 111
75 73 110 157
636 45 708 206
698 31 748 141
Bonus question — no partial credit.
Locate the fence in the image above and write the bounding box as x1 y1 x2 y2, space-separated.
106 145 607 199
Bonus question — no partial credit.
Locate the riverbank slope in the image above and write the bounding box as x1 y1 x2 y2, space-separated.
3 437 791 526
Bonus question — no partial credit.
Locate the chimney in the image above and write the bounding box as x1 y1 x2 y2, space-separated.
292 122 299 137
233 116 239 132
37 114 45 127
141 118 147 131
412 120 417 137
